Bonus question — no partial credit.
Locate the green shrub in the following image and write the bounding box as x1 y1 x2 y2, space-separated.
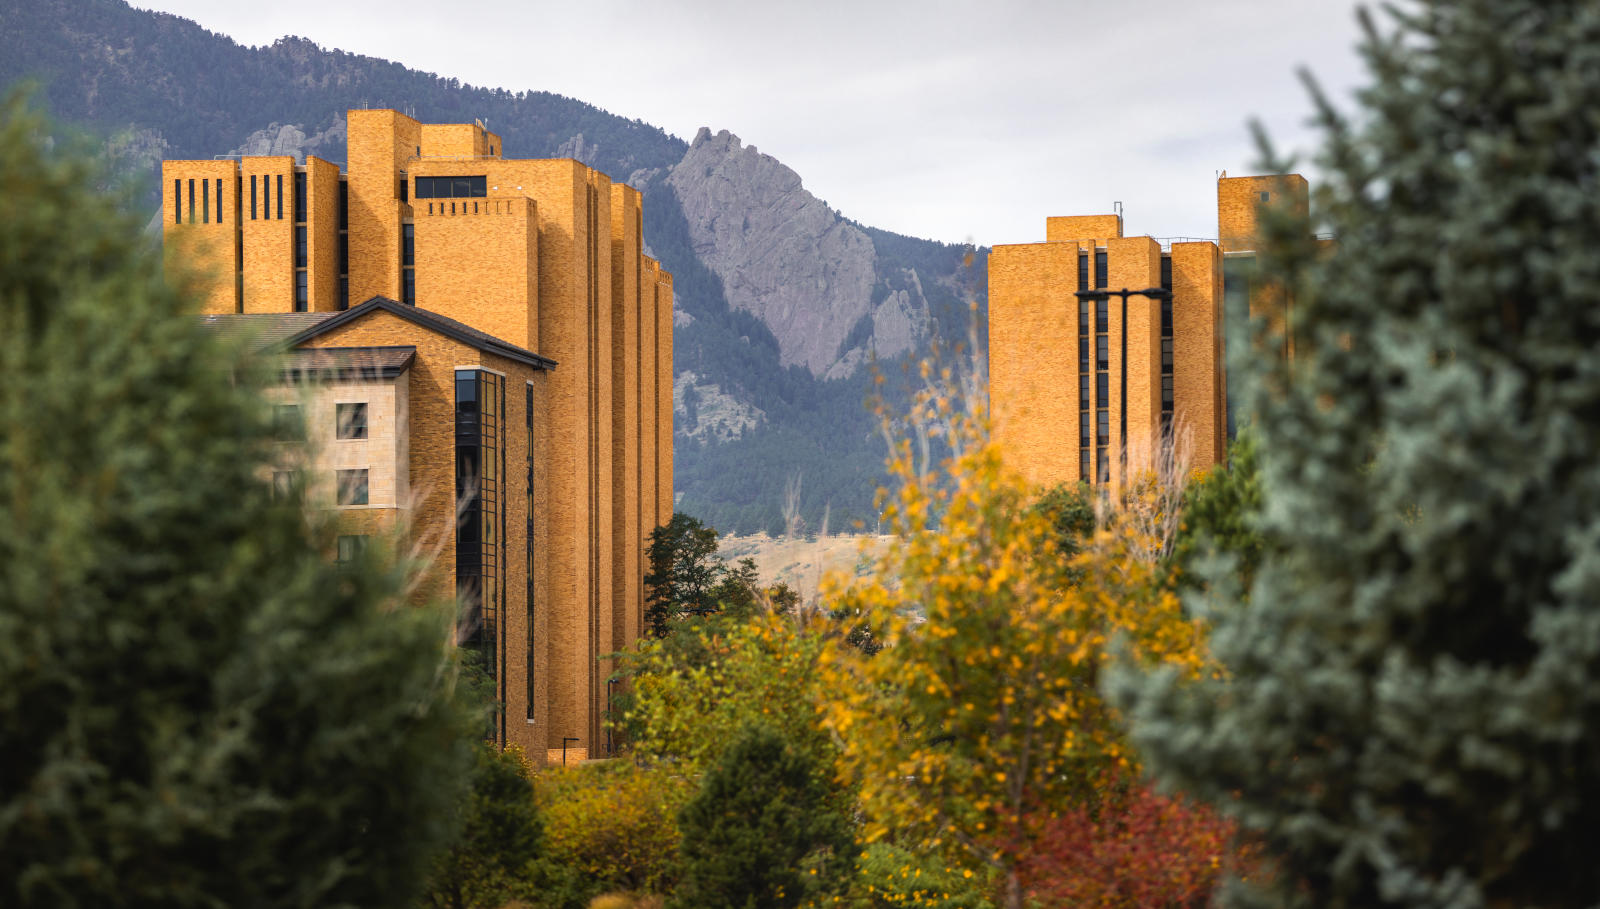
535 762 688 907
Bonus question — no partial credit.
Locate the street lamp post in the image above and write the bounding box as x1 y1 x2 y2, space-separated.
1073 286 1173 481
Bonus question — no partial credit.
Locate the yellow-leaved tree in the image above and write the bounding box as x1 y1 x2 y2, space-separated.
819 354 1210 909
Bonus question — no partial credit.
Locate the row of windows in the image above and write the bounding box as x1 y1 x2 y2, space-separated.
247 174 286 221
271 468 369 507
273 402 368 441
415 175 488 199
173 178 224 225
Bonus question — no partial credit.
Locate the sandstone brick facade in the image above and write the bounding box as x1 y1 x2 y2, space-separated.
990 174 1305 489
163 110 673 764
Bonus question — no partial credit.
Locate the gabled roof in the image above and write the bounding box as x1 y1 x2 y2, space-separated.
279 296 556 371
282 346 417 381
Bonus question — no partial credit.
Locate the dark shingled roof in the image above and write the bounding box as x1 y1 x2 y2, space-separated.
280 297 556 371
200 313 338 349
281 346 416 381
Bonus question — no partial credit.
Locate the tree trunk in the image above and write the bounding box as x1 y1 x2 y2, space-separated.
1006 867 1023 909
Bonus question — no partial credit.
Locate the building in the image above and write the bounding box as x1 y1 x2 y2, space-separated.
162 110 675 764
988 174 1307 489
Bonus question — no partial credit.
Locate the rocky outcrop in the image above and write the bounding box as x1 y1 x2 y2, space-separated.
674 370 766 444
666 128 888 377
230 116 348 164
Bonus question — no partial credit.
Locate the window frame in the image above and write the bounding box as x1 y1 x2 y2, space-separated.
336 468 369 507
336 402 369 441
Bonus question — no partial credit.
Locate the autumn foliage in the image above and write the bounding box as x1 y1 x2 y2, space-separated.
818 357 1213 908
1019 773 1246 908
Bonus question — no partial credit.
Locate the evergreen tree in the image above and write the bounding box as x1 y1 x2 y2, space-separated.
0 93 477 908
1171 431 1265 595
674 723 854 909
1113 3 1600 907
422 745 543 909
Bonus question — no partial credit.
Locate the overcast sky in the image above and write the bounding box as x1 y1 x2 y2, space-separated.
134 0 1374 247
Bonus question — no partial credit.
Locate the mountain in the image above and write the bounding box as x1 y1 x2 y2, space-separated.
0 0 988 534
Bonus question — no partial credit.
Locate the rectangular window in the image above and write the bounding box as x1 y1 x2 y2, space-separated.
337 402 368 440
173 179 181 223
272 470 294 500
338 277 349 311
251 175 257 220
294 271 308 312
1096 299 1109 334
262 174 269 219
414 175 488 199
338 180 349 230
1096 447 1110 483
1096 334 1109 371
1097 409 1110 445
1161 255 1173 291
201 179 208 223
402 223 414 267
1260 191 1271 202
1161 338 1174 372
188 179 195 224
1161 375 1174 408
276 174 283 220
1078 334 1089 373
274 404 302 441
1077 253 1088 290
295 226 307 268
336 535 366 564
402 270 416 306
1095 249 1108 288
399 172 408 203
338 231 349 276
336 469 369 507
1161 298 1173 336
1080 449 1091 482
294 171 306 223
1096 372 1109 403
456 369 503 690
1078 374 1090 411
1078 300 1089 336
1079 410 1091 449
216 178 222 222
525 381 535 721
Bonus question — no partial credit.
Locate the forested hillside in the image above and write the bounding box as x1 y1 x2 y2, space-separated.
0 0 988 533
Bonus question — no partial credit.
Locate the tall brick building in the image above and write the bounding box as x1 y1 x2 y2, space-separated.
988 174 1306 489
162 110 674 763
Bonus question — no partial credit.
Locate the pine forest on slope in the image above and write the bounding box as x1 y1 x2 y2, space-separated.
0 0 989 535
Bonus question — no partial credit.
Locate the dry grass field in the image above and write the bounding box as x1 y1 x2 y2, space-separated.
716 532 891 606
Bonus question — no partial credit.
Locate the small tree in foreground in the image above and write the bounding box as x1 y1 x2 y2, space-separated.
0 93 477 907
1114 3 1600 906
674 722 855 909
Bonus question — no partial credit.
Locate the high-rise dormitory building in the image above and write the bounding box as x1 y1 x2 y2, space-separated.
988 174 1307 488
161 109 675 764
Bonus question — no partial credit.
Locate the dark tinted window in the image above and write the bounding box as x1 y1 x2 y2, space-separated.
337 403 368 440
295 226 307 268
415 175 488 199
294 171 306 223
1095 250 1108 288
